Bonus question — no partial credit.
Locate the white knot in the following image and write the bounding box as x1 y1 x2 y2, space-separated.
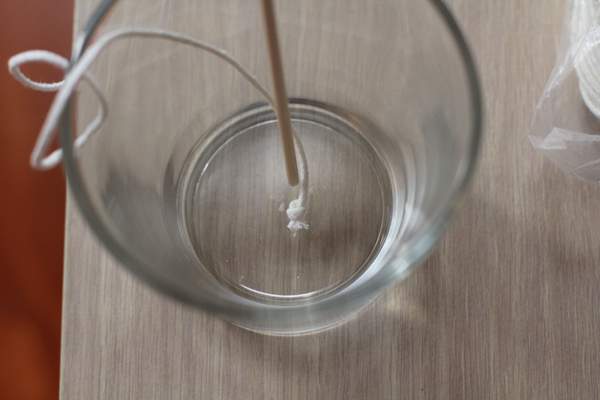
283 131 309 234
286 198 309 232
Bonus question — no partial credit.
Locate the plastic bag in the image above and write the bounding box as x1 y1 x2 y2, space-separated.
530 0 600 181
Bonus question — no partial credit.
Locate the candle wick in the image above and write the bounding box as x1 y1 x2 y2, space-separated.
8 27 310 233
286 135 309 233
260 0 309 232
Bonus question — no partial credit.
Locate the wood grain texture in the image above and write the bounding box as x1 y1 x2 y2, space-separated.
61 0 600 399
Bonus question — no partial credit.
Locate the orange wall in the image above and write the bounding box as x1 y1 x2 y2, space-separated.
0 1 72 399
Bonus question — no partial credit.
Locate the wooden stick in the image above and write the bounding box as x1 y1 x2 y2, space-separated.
260 0 299 187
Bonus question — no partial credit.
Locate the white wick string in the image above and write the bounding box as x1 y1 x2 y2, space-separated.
8 50 108 170
286 132 309 232
8 28 309 232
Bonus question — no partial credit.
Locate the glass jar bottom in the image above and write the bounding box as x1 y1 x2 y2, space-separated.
178 101 400 301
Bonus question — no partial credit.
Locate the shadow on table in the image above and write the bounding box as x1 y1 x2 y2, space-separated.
221 182 600 399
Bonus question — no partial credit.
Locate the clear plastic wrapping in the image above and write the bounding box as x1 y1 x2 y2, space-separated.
530 0 600 181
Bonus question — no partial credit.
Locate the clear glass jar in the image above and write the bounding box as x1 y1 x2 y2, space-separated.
60 0 482 335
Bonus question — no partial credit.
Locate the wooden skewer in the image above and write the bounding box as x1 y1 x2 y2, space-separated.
260 0 300 187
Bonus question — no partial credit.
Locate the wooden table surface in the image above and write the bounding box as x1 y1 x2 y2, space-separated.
61 0 600 399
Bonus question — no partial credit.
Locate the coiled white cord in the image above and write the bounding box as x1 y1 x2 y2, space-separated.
8 28 309 232
8 50 108 170
573 0 600 118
